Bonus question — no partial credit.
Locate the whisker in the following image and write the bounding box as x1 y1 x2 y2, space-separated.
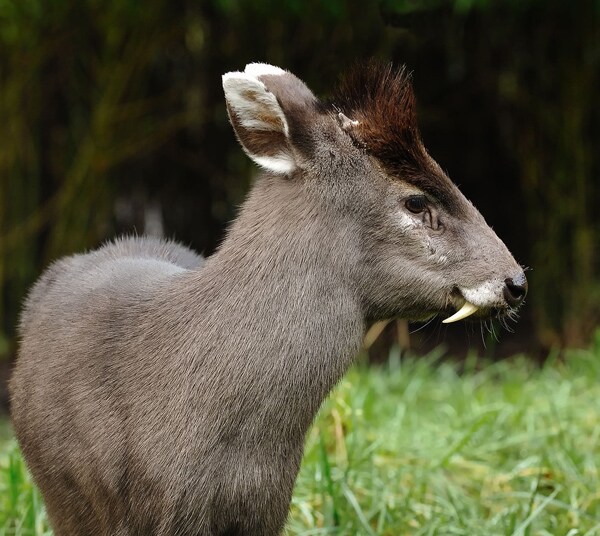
409 316 437 335
479 320 487 348
497 306 520 333
492 320 500 342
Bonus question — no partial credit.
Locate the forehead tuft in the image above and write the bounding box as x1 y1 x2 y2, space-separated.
330 61 463 214
332 61 417 137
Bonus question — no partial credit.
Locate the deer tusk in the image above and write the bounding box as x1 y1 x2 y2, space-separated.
442 301 479 324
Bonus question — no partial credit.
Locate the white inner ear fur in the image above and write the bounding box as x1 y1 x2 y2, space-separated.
222 69 295 174
251 155 295 174
244 63 287 77
222 72 290 137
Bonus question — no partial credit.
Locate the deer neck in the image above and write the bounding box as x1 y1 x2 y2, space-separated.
197 175 365 435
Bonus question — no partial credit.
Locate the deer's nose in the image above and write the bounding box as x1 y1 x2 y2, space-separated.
503 273 528 306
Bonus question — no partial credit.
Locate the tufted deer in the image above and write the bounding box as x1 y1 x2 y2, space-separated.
10 62 527 535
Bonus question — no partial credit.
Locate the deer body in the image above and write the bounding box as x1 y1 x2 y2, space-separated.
11 63 527 535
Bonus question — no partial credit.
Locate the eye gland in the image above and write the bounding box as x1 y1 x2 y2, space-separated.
405 195 427 214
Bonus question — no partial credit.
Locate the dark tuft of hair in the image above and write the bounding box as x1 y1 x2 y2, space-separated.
332 61 417 140
330 60 462 213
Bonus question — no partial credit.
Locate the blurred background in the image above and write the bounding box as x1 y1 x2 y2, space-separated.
0 0 598 409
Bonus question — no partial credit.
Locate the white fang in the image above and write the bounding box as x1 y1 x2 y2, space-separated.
442 301 479 323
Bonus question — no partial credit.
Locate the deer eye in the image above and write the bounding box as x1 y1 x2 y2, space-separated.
405 195 427 214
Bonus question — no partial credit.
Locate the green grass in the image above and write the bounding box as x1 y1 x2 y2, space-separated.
2 333 600 535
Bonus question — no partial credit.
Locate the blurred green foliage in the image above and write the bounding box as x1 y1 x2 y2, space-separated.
0 0 598 361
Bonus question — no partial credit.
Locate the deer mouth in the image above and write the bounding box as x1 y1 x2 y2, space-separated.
443 289 479 323
443 286 520 324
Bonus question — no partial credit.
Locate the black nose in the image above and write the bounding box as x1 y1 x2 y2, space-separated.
503 273 528 306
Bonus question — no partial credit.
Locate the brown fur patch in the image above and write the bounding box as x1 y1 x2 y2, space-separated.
226 102 290 160
330 61 463 214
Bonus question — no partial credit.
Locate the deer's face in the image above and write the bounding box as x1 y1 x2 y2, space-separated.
223 62 527 324
349 157 527 322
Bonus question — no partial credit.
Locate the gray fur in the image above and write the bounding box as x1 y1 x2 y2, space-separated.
10 63 525 536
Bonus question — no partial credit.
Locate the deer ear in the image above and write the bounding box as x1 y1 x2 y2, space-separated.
223 65 295 175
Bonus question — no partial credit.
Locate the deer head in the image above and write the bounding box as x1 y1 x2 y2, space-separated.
222 62 527 326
